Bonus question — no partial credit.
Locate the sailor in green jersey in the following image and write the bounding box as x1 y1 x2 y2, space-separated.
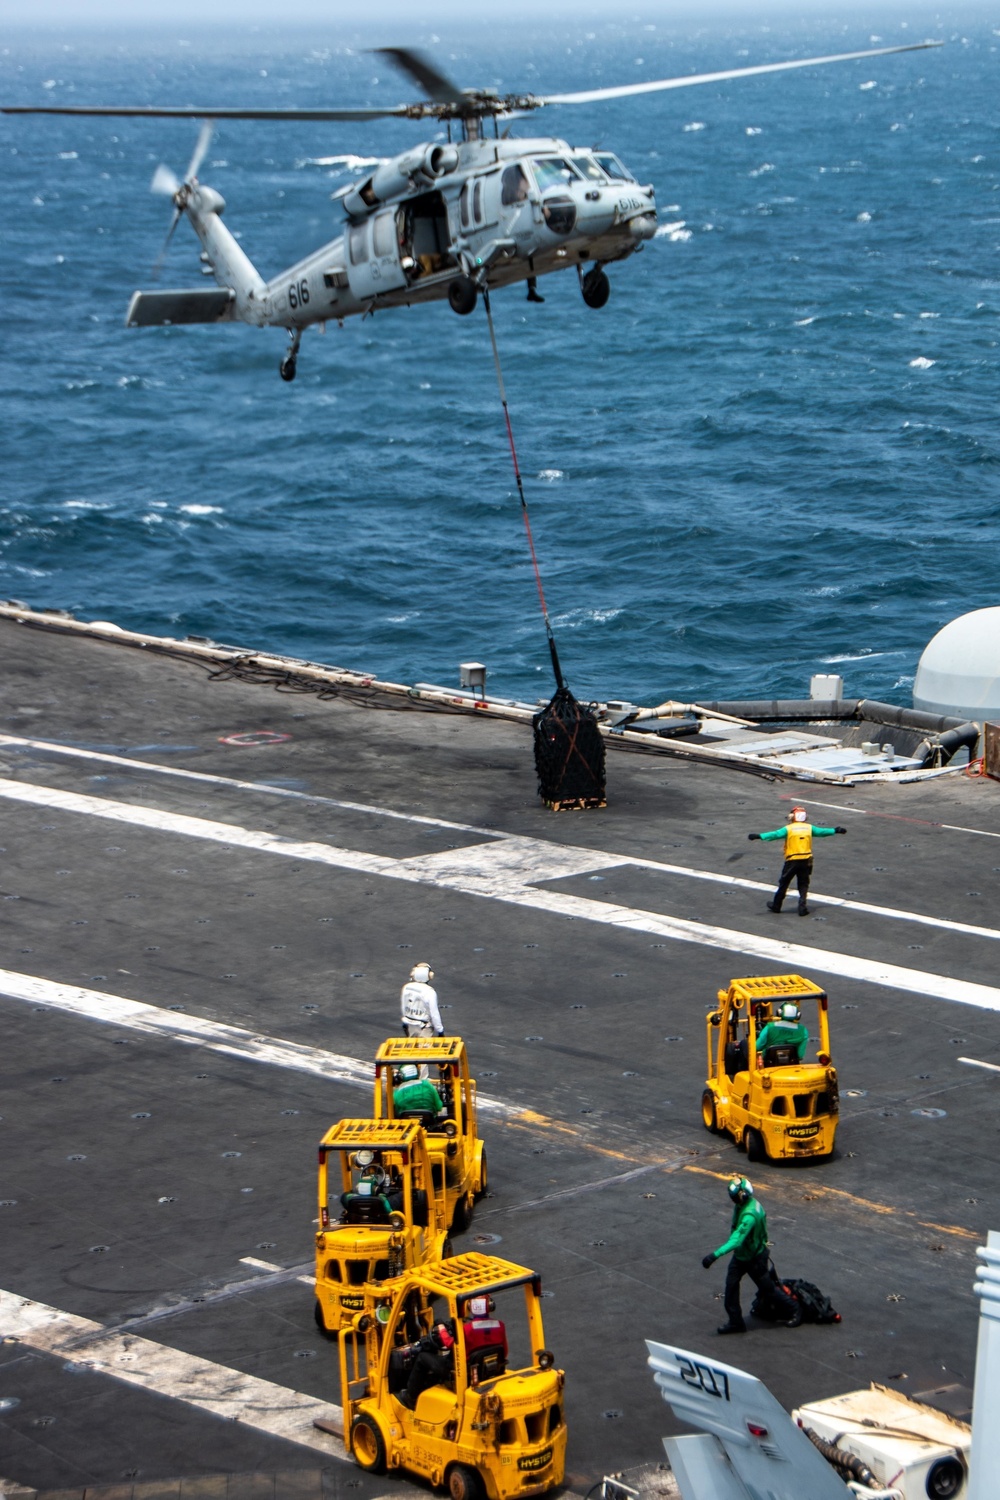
701 1176 801 1333
749 804 846 915
756 1001 810 1062
394 1062 445 1119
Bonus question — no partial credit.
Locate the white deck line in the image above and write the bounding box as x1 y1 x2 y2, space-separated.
1 736 997 941
0 966 518 1110
0 1287 344 1457
1 776 999 1012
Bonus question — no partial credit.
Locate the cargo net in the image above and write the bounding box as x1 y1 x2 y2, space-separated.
533 687 607 811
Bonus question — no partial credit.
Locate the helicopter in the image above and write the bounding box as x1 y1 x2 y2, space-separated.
3 41 940 381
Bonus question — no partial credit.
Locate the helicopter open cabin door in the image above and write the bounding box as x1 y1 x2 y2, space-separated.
346 210 407 302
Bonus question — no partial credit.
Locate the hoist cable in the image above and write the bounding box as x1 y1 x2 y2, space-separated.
482 287 565 692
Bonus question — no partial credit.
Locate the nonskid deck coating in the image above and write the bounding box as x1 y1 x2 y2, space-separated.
0 615 996 1493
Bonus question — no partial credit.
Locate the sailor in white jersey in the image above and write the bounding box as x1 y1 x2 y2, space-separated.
400 962 445 1038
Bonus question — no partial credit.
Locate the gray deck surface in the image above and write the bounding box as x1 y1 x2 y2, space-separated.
0 615 996 1496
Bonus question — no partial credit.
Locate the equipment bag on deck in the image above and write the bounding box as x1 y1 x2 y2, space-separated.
751 1262 841 1324
532 686 606 811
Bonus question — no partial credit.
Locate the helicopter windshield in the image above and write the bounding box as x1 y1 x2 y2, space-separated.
570 155 607 183
531 157 580 191
593 153 635 183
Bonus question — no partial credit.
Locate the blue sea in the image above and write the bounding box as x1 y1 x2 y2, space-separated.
2 11 998 707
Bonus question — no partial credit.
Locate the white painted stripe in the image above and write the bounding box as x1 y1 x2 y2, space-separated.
0 967 516 1111
958 1057 1000 1074
0 967 375 1087
0 1288 344 1457
785 794 1000 841
240 1257 286 1273
3 740 997 939
0 731 491 836
1 776 999 1012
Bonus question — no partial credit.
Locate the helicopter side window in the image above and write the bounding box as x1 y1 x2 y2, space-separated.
593 153 635 183
373 212 396 258
460 182 471 230
472 179 483 224
531 157 579 191
501 165 530 206
348 223 369 265
570 155 606 183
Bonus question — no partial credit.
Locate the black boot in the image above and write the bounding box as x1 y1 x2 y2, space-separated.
716 1321 747 1335
767 900 782 913
526 277 545 303
798 903 810 916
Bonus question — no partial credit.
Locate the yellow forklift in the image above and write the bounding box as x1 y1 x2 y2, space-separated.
314 1117 450 1337
334 1251 566 1500
374 1037 487 1232
701 974 839 1163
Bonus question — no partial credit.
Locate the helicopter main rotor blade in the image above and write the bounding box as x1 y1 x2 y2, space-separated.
372 47 466 105
539 39 942 106
0 104 412 120
186 119 214 181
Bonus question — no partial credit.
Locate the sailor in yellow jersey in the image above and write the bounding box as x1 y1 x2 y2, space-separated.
749 805 846 915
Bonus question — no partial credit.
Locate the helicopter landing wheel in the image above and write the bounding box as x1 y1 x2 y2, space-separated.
279 354 297 382
581 266 610 309
448 275 478 316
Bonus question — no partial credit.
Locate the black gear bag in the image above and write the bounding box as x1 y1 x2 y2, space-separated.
751 1261 841 1324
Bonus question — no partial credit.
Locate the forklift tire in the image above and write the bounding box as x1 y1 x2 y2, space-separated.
476 1147 488 1197
350 1414 387 1475
443 1237 455 1258
314 1299 337 1341
452 1192 474 1233
701 1090 720 1134
745 1127 768 1164
447 1464 485 1500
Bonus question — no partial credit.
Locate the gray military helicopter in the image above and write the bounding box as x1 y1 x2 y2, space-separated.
3 41 939 380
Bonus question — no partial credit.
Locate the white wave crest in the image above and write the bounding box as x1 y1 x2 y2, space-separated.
794 316 816 326
856 211 872 223
537 469 564 481
179 504 223 515
682 122 705 132
655 221 691 241
859 80 877 91
909 356 936 369
748 163 775 178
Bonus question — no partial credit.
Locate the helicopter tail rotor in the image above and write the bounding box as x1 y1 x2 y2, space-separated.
149 121 214 278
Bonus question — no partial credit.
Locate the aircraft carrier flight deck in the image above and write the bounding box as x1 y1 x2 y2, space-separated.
0 610 996 1498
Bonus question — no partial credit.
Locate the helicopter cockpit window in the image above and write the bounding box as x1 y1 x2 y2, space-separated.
570 155 607 183
531 157 579 192
348 223 369 266
593 153 635 183
501 165 530 206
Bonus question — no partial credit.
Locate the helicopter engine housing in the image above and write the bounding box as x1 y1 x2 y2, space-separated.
343 144 460 218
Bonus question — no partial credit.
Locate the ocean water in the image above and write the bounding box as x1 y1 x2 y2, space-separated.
2 12 999 707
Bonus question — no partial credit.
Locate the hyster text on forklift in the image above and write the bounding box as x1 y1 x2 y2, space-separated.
333 1251 566 1500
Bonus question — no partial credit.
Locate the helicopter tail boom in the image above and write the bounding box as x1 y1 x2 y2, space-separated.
180 183 268 322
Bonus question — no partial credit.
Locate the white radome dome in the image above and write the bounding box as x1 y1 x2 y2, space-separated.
913 608 1000 721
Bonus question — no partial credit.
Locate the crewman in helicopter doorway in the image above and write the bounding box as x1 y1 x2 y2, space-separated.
749 805 846 916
